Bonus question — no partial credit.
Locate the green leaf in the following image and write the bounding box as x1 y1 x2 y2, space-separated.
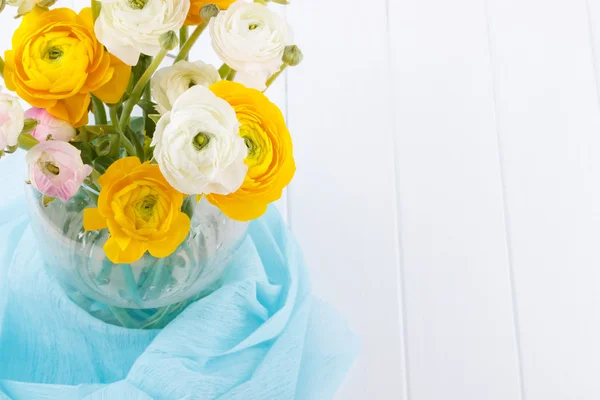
126 126 145 162
143 135 154 161
93 155 117 174
130 116 145 135
91 133 120 160
70 141 96 165
137 99 158 115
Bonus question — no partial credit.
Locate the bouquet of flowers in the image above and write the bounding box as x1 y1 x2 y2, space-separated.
0 0 302 266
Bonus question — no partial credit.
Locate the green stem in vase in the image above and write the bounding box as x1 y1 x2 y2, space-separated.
121 264 142 306
108 306 139 329
95 258 112 285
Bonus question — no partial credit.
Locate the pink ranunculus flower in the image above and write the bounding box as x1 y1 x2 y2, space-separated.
26 141 93 201
24 107 76 142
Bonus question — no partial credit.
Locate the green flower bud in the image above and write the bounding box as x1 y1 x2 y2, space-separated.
271 0 290 4
200 4 219 20
22 118 39 134
159 30 178 51
282 45 303 67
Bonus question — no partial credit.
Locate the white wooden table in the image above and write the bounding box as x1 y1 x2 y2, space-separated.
4 1 600 399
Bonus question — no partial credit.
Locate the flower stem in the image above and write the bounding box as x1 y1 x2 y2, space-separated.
119 49 168 138
91 94 107 125
218 64 231 79
179 26 189 61
265 64 288 90
121 264 142 306
17 133 39 150
226 69 237 81
174 21 208 63
110 105 136 156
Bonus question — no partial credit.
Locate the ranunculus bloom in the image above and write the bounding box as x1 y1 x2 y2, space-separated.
151 60 220 114
83 157 191 264
208 81 295 221
3 7 131 127
209 1 292 90
0 88 25 150
185 0 235 26
26 141 93 201
151 85 248 196
25 108 76 142
95 0 190 66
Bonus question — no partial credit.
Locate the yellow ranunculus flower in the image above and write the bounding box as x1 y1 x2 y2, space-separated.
83 157 191 264
3 7 131 127
185 0 235 26
208 81 295 221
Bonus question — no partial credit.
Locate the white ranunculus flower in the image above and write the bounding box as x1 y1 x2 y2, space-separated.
0 88 25 151
209 1 292 90
6 0 39 17
95 0 190 66
151 61 221 114
151 85 248 195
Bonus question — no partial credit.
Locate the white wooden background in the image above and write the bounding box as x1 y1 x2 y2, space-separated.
5 0 600 399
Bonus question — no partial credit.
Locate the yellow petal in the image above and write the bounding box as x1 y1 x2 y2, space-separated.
47 93 91 127
104 237 147 264
147 213 191 258
98 157 142 188
92 55 131 104
83 208 108 231
207 194 268 222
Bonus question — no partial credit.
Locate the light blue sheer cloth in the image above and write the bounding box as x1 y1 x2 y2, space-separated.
0 154 359 399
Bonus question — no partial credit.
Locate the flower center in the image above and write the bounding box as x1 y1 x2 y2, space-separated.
188 80 196 89
135 195 157 222
128 0 148 9
248 22 260 30
43 162 60 175
244 136 257 158
193 132 210 151
45 47 63 62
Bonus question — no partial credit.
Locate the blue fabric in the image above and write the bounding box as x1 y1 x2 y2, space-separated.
0 154 359 399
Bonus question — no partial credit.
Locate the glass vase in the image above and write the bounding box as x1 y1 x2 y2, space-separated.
24 183 248 329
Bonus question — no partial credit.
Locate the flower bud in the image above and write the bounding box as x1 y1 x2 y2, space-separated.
159 30 178 51
37 0 57 8
282 45 303 67
271 0 290 4
0 0 6 14
200 4 219 20
22 117 39 134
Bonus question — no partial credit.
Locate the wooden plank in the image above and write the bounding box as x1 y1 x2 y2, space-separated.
285 1 406 399
487 0 600 398
388 1 523 399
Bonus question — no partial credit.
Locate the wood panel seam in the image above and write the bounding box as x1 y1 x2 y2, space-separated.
483 1 526 398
